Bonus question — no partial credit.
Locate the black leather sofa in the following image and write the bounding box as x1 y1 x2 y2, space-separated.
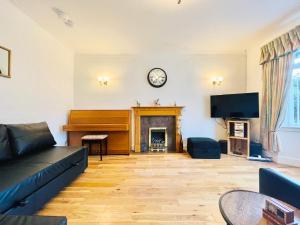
0 214 67 225
0 122 88 224
259 168 300 209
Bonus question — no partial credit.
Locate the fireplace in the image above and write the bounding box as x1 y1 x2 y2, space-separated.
140 116 175 152
149 127 168 152
132 106 183 152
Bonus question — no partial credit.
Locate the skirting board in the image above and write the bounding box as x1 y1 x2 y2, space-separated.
274 155 300 167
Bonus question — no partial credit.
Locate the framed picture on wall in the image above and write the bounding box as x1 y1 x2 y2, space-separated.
0 45 11 78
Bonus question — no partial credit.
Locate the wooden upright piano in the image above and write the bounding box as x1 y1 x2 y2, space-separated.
63 110 131 155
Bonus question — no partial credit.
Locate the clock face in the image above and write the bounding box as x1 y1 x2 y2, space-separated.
147 68 167 88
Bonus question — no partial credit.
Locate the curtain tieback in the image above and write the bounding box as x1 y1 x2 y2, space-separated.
268 130 277 133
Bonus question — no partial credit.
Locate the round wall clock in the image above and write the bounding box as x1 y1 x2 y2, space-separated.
147 68 167 88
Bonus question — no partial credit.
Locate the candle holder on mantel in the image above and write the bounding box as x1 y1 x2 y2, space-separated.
153 98 160 106
136 100 141 107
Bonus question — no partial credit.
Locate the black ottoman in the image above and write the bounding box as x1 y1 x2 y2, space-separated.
187 137 221 159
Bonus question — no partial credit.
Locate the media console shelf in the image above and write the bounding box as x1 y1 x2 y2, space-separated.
227 120 250 157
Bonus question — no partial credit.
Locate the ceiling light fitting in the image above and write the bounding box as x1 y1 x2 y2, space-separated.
52 7 74 27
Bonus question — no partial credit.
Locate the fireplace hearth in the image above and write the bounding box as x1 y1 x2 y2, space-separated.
149 127 168 151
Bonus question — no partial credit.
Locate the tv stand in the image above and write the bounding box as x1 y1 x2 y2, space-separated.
227 120 250 157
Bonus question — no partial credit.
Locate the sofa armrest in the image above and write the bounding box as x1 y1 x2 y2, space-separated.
259 168 300 209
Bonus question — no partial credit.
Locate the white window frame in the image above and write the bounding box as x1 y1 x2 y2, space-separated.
283 50 300 129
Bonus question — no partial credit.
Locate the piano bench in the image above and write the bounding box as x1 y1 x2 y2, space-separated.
81 135 108 161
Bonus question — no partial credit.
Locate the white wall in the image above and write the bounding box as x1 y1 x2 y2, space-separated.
74 53 247 147
247 13 300 166
0 1 74 145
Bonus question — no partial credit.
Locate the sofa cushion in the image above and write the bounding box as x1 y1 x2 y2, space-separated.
0 146 86 213
0 125 13 161
6 122 56 157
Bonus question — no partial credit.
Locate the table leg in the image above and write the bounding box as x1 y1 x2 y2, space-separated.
100 141 103 161
105 138 108 155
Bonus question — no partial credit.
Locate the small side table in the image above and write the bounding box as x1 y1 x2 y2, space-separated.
81 135 108 161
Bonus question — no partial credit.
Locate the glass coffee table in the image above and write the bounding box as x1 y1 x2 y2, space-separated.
219 190 300 225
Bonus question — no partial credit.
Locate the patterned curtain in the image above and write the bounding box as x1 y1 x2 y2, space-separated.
260 25 300 152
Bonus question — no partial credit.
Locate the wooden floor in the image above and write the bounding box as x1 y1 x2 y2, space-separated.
38 153 300 225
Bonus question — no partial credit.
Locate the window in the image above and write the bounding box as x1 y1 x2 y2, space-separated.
285 50 300 127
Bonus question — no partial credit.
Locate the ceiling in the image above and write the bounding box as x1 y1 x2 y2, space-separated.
10 0 300 54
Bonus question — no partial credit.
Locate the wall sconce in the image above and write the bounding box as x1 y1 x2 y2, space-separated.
97 76 109 86
212 76 224 86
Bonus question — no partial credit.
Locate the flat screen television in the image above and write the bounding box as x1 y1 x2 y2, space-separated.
210 92 259 118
